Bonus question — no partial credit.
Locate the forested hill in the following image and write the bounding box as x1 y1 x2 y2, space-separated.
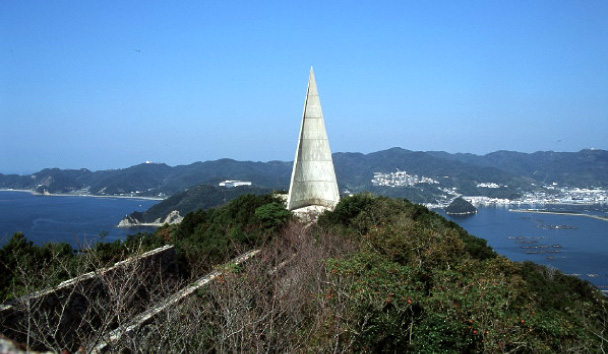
4 193 605 351
132 185 273 223
427 148 608 187
0 148 606 202
0 159 291 197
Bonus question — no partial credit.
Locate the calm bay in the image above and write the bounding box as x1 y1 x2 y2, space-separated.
440 204 608 292
0 191 159 248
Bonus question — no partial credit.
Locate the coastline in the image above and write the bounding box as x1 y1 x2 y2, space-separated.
117 222 164 228
0 189 164 201
509 208 608 222
446 211 477 216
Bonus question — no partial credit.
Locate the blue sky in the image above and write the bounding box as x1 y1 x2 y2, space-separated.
1 1 607 174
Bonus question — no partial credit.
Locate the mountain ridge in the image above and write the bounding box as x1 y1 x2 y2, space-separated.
1 148 606 203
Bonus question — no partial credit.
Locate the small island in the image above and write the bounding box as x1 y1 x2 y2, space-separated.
445 197 477 215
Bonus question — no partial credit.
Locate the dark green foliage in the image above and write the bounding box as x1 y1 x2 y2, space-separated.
254 202 292 232
320 195 497 261
449 225 496 260
0 233 76 301
519 261 600 311
319 193 415 236
90 240 124 264
0 230 168 302
138 184 273 223
171 194 288 275
318 194 607 352
124 231 167 251
217 194 277 227
174 209 207 242
0 192 285 300
319 193 376 230
445 197 477 214
3 192 606 352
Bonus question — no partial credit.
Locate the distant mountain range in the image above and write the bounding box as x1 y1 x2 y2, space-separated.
0 159 291 197
1 148 606 204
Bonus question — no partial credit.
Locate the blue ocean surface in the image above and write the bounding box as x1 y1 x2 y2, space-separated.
439 204 608 291
2 191 607 291
0 191 159 248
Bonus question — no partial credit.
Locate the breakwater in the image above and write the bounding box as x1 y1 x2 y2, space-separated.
509 208 608 221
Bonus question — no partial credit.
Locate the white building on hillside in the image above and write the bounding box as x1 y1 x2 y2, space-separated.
219 180 252 188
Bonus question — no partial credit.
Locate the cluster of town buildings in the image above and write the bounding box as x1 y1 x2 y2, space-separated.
520 185 607 205
476 182 504 188
367 170 608 209
426 184 608 209
371 170 439 187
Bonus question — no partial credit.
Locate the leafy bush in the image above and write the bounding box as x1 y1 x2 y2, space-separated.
254 202 292 232
316 194 606 352
3 193 606 352
0 233 77 301
170 194 290 277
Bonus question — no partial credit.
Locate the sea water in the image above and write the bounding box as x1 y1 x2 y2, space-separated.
0 191 159 248
440 204 608 291
2 191 607 291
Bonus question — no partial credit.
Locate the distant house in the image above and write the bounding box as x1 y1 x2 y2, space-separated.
218 180 252 188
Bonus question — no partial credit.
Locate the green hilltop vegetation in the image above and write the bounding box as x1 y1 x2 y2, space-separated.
0 193 287 302
1 148 606 204
127 184 274 223
445 196 478 215
2 194 606 352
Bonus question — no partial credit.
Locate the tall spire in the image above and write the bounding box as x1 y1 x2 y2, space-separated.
286 68 340 211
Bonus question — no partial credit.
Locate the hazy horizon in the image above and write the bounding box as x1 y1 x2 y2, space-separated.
2 1 607 173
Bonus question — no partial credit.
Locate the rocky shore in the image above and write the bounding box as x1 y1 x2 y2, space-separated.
117 210 183 227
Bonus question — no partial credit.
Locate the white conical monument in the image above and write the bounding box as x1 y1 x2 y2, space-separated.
286 68 340 211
